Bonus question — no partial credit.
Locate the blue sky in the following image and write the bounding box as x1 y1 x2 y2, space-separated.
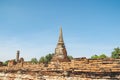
0 0 120 61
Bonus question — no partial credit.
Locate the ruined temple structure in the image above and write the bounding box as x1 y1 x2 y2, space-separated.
16 50 20 62
1 28 120 80
7 51 24 67
51 27 70 62
8 59 16 67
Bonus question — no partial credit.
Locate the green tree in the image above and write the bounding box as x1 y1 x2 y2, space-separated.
44 57 48 63
111 47 120 59
91 54 107 59
39 53 54 63
91 54 99 59
45 53 53 63
3 60 9 66
39 56 45 63
99 54 107 59
67 55 73 60
31 58 38 64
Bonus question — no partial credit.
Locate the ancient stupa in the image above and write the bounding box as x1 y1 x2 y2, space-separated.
51 27 70 62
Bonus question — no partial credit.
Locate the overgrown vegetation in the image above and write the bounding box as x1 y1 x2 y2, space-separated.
30 53 73 64
91 47 120 59
91 54 107 59
67 55 73 60
31 58 38 64
30 53 54 64
3 60 9 66
111 47 120 59
39 53 53 64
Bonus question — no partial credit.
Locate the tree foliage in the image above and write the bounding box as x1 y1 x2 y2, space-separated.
111 47 120 59
91 54 107 59
67 55 73 60
45 53 53 63
99 54 107 59
3 60 9 66
39 53 73 63
31 58 38 64
31 53 74 64
39 53 54 63
91 54 99 59
39 56 45 63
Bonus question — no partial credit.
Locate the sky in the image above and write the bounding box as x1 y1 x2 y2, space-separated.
0 0 120 61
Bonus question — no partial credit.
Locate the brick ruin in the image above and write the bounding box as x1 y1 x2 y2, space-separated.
1 56 120 79
51 27 70 62
0 28 120 80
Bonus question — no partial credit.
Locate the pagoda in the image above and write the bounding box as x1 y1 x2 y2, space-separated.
51 27 70 62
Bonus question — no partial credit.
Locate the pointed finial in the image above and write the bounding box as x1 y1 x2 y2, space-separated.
58 27 64 43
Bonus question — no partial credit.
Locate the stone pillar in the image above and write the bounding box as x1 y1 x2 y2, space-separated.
16 50 20 62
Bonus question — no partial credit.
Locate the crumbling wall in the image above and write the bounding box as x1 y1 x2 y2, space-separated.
0 72 115 80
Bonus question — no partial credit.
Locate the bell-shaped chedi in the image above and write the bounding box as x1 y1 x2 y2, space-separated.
51 27 70 62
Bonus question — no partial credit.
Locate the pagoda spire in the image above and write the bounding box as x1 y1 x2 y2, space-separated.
58 27 64 43
51 27 70 62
